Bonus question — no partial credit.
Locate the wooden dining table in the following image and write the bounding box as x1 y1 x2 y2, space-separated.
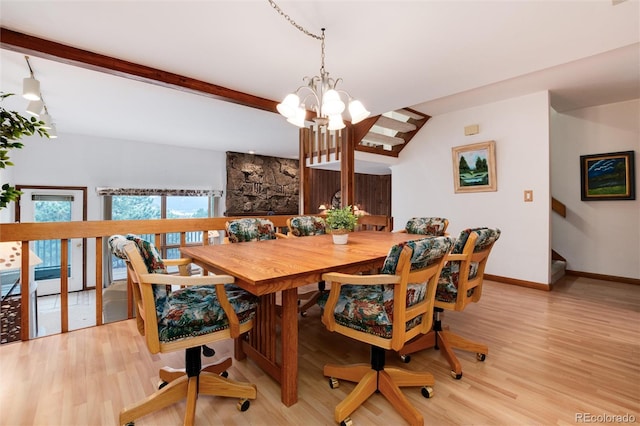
180 230 421 406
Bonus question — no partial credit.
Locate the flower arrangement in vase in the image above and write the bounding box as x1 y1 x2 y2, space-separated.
324 205 358 244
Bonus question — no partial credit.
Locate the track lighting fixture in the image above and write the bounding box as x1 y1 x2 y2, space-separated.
40 106 52 130
22 56 41 101
25 99 44 117
22 56 57 136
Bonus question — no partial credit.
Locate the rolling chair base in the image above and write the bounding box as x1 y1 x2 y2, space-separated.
324 346 433 426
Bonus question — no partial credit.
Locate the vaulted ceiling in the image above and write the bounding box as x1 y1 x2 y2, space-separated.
1 1 638 174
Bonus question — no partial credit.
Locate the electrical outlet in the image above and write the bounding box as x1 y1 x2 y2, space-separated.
524 190 533 202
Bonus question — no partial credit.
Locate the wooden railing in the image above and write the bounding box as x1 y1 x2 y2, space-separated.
1 215 393 342
0 216 291 341
551 197 566 217
301 126 344 166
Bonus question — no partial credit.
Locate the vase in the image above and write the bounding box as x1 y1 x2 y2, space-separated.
332 231 349 245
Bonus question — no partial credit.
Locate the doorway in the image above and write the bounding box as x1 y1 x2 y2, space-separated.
17 186 87 296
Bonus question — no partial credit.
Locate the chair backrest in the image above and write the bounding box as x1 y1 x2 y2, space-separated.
287 215 326 237
356 214 393 232
436 227 500 311
108 234 161 342
225 218 276 243
404 217 449 236
323 236 453 351
375 236 454 350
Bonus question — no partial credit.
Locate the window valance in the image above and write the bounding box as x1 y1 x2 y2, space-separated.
96 188 223 197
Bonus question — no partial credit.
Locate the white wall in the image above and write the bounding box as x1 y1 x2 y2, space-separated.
551 99 640 280
392 91 551 285
4 133 227 223
2 133 228 287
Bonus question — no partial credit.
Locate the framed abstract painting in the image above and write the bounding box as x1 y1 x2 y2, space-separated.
580 150 635 201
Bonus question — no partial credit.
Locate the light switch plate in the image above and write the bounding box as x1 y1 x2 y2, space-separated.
524 190 533 202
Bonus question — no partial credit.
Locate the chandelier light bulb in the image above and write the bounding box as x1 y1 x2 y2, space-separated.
327 114 345 131
277 94 301 119
348 100 371 124
287 106 307 127
321 89 345 116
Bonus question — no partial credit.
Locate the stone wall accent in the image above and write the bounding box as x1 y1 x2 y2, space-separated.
225 152 299 216
0 297 21 344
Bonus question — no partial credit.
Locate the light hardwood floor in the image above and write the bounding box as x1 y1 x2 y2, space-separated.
0 276 638 425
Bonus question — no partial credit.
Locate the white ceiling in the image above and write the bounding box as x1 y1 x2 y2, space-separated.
1 0 638 171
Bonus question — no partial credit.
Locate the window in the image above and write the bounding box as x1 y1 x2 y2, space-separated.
99 188 222 280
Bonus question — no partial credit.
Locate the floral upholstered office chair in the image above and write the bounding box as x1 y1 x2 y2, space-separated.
287 215 327 237
397 217 449 236
285 215 328 315
320 236 453 426
224 217 277 243
108 234 258 426
399 227 501 379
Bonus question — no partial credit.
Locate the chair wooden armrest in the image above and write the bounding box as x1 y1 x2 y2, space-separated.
446 253 467 262
322 272 400 285
275 232 289 239
163 257 193 276
163 258 192 266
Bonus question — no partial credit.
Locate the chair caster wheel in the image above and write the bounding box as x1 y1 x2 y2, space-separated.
400 354 411 363
237 398 250 412
329 377 339 389
451 370 463 380
477 353 486 362
158 381 168 390
340 417 353 426
421 386 434 398
220 371 229 378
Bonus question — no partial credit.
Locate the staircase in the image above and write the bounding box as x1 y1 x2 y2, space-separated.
551 249 566 284
551 259 566 284
353 108 430 157
551 199 567 284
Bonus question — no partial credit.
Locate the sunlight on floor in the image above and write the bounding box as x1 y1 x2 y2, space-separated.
36 289 98 336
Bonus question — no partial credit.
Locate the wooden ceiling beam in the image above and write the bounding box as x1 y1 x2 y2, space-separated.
0 27 279 114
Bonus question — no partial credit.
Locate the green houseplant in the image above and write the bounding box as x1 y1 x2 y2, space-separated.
1 92 50 209
324 205 358 244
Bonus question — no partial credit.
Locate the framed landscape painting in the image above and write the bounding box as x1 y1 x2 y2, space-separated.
580 150 635 201
452 141 497 193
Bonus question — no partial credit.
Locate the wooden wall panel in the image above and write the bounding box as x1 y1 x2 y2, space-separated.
307 169 391 216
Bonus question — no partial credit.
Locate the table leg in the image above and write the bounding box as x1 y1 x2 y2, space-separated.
280 288 298 406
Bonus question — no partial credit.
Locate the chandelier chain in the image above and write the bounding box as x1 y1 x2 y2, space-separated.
268 0 322 40
267 0 327 72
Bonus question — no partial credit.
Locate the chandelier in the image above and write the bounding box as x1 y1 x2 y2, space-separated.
269 1 370 130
